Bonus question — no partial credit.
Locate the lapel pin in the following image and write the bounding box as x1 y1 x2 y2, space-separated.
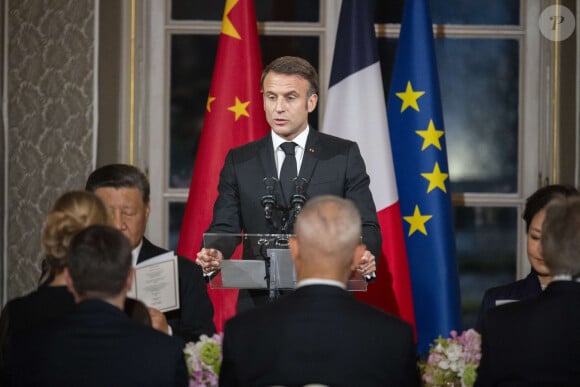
309 147 315 153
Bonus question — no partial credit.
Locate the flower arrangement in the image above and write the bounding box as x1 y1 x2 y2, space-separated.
184 333 223 387
420 329 481 387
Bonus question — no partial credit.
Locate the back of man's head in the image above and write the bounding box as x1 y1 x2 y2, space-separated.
542 196 580 277
66 225 132 299
85 164 150 204
292 195 362 280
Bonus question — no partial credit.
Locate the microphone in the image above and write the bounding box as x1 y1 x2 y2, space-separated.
290 177 308 217
261 177 278 220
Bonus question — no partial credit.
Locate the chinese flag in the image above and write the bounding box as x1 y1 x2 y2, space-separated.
176 0 270 332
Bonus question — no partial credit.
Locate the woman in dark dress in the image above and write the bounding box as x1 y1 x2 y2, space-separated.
475 184 579 331
0 191 111 362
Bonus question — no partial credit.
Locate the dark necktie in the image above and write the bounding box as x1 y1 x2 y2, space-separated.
279 142 297 205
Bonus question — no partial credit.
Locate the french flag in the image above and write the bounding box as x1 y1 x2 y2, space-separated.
322 0 416 329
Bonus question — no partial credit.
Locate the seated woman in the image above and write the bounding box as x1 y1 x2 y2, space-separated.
0 191 153 368
475 184 579 331
0 191 110 363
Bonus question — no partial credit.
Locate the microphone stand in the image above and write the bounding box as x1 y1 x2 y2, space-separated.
288 177 308 231
257 237 277 303
261 177 279 231
260 177 281 303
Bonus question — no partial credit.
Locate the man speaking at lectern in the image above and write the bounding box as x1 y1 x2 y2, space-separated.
196 56 380 308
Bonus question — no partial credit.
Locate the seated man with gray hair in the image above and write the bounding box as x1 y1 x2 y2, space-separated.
476 196 580 386
219 195 419 387
3 225 188 386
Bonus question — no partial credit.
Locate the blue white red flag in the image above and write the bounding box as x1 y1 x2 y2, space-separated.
322 0 416 331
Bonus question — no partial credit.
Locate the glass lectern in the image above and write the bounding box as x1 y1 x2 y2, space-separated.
203 233 368 293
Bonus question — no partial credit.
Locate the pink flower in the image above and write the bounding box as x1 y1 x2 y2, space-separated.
419 329 481 387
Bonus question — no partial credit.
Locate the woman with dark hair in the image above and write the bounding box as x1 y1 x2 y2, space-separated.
475 184 579 331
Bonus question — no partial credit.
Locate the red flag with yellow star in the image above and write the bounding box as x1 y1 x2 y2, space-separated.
177 0 269 332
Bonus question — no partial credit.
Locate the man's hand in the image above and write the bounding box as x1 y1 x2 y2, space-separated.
196 248 224 274
356 249 376 278
148 307 170 334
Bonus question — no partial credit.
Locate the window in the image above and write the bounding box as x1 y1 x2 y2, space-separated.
146 0 542 329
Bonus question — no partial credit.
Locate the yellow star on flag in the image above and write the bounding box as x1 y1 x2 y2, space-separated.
395 81 425 112
222 0 241 40
403 205 432 236
227 97 250 121
416 119 444 150
206 96 216 112
421 162 449 193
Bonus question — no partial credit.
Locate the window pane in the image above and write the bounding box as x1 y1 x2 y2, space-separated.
378 38 519 193
171 0 320 22
169 202 186 251
255 0 319 22
455 206 517 329
375 0 520 25
438 39 519 193
170 34 219 189
171 1 224 20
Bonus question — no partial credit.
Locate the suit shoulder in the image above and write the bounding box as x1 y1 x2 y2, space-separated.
354 299 413 330
482 272 541 303
141 238 168 257
315 131 357 147
228 135 269 155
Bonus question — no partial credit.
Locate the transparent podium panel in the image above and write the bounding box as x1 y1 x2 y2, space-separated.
204 233 367 292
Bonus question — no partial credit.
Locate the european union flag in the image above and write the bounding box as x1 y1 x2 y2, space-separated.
386 0 462 354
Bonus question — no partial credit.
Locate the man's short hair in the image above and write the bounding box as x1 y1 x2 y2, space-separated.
542 196 580 276
66 225 132 298
261 56 319 97
85 164 150 204
295 195 361 257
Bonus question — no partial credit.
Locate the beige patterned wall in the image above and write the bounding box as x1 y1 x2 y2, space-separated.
4 0 96 301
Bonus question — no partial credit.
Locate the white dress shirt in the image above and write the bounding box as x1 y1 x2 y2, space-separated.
271 127 309 177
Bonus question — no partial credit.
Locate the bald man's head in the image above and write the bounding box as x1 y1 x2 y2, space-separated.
290 195 364 282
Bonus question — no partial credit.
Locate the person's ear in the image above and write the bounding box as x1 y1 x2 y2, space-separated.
307 93 318 113
350 244 366 271
144 200 151 221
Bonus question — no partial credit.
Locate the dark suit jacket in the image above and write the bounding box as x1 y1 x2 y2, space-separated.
475 281 580 386
138 237 215 341
475 271 542 332
219 284 420 387
208 130 382 258
3 300 188 387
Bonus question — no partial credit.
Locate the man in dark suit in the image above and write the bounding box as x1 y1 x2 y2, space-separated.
86 164 215 341
476 196 580 386
219 195 419 387
197 56 380 305
3 225 188 386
